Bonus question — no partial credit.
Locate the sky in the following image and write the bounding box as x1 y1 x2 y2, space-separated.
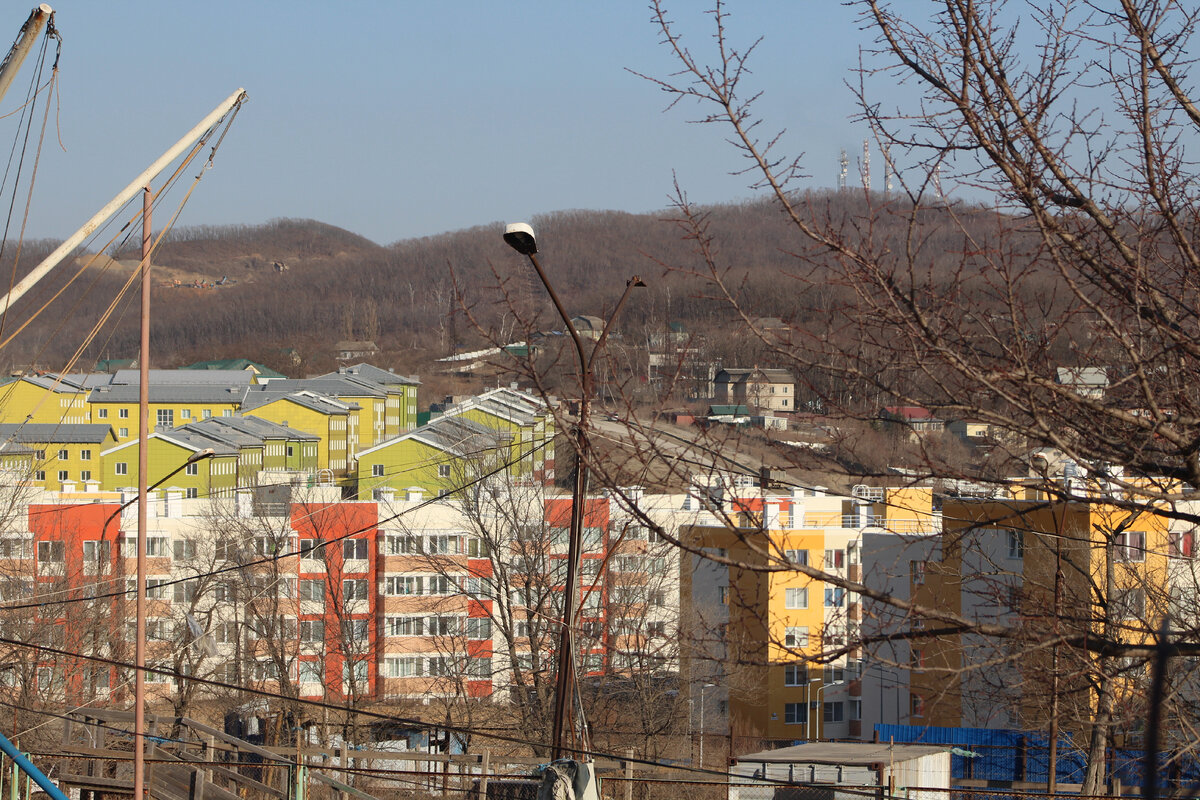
7 2 898 246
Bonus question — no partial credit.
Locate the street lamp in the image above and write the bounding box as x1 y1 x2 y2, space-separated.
698 682 716 768
503 222 645 761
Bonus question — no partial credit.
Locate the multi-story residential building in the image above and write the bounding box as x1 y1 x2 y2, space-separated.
0 424 117 492
860 492 1169 743
241 391 355 475
323 364 420 436
681 487 863 750
356 388 555 497
101 430 241 498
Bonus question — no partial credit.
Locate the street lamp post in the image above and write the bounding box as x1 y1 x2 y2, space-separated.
698 682 716 768
503 222 644 761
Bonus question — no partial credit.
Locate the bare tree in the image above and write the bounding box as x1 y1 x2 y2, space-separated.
630 0 1200 788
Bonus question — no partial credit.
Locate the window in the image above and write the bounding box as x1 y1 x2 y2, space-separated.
342 579 369 600
186 488 198 499
57 470 68 482
145 537 168 557
1114 588 1146 620
298 660 322 683
823 701 844 723
299 579 324 603
37 540 64 562
910 694 925 718
784 664 808 686
372 464 384 477
824 549 845 569
173 539 197 561
97 408 108 419
173 580 198 603
223 409 233 417
437 464 451 478
343 539 369 560
1007 529 1024 559
1115 530 1146 563
300 540 325 561
784 626 809 648
35 470 44 481
911 648 925 670
386 656 424 678
823 665 845 684
115 462 128 476
784 702 804 725
82 540 110 569
386 576 423 596
824 587 846 608
181 409 191 419
468 657 492 678
119 428 129 438
386 616 423 636
155 409 174 427
785 587 808 609
185 463 198 475
345 619 370 640
784 549 808 566
81 470 91 482
911 560 926 585
119 408 129 419
287 445 294 457
80 449 91 460
57 449 68 460
1170 530 1195 558
467 617 492 639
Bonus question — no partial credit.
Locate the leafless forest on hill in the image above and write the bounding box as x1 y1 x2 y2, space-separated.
0 194 1075 408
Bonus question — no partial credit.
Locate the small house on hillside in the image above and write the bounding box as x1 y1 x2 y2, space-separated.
335 341 379 361
714 368 795 411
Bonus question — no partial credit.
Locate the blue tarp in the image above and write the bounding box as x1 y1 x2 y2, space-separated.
875 724 1200 791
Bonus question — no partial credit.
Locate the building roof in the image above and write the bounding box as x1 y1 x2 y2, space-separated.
734 742 946 765
110 369 256 386
271 377 387 398
359 414 508 460
241 389 357 415
0 424 115 444
102 430 239 458
715 367 795 383
196 414 320 441
335 340 378 351
88 384 251 403
181 359 287 378
708 404 750 416
328 363 420 386
883 406 937 420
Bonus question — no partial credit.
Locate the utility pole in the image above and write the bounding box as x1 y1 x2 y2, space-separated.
133 187 151 800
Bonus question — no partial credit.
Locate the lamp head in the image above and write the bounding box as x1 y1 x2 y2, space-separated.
187 448 215 463
503 222 538 256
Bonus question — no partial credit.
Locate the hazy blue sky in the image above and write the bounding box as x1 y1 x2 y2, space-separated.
11 2 898 245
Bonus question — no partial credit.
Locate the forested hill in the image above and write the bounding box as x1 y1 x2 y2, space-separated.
0 193 997 381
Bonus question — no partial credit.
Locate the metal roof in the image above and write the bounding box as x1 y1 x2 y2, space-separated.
110 369 256 386
734 742 946 765
328 363 420 386
88 384 250 403
0 424 115 444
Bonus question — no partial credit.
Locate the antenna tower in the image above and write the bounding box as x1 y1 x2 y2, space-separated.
862 139 871 192
883 143 894 196
838 149 848 191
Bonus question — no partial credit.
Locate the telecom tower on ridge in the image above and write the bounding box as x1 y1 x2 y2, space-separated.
862 138 871 191
838 149 848 191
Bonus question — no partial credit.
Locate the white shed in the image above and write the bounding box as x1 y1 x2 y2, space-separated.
729 742 950 800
